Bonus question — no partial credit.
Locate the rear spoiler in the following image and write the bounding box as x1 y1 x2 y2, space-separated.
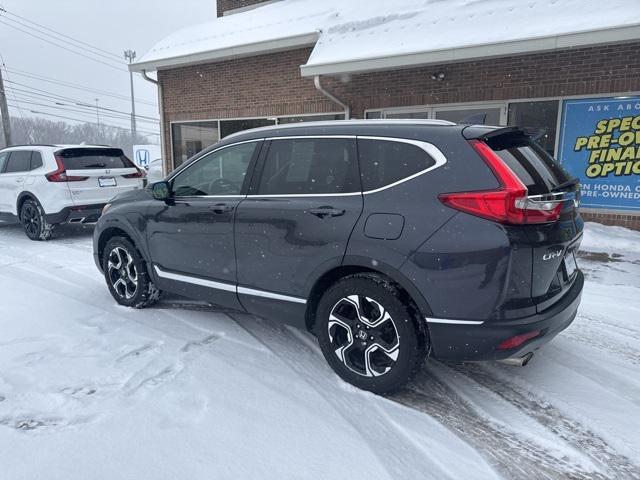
462 126 527 141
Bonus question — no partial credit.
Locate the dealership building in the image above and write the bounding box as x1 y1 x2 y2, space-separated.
131 0 640 229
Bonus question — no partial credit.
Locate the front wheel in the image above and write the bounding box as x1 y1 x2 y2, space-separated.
315 273 428 394
20 199 53 241
102 236 161 308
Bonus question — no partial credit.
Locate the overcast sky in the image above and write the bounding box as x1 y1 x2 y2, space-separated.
0 0 215 142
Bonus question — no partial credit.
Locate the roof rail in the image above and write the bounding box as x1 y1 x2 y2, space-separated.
1 144 57 149
224 118 457 140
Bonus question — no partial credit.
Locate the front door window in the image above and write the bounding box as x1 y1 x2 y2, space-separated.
172 142 260 197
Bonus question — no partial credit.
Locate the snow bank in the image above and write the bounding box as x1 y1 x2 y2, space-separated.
581 221 640 254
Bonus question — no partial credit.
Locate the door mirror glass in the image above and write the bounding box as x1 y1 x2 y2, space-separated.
150 181 171 201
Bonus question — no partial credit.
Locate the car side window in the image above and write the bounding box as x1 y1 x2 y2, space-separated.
30 151 43 170
4 151 32 173
257 138 359 195
358 139 436 191
0 152 8 173
172 142 259 197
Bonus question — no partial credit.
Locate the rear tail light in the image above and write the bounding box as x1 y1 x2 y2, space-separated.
123 168 145 179
46 155 89 182
438 140 563 224
497 330 541 350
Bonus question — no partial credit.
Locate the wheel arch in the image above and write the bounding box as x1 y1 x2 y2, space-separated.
16 191 41 216
96 219 151 274
304 257 433 332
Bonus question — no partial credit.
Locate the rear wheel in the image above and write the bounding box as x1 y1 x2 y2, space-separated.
103 236 161 308
20 199 53 241
315 273 428 394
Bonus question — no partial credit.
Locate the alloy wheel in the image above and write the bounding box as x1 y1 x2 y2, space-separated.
107 246 139 299
328 295 400 377
21 203 41 237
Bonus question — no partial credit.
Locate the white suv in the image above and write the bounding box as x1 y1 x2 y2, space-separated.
0 145 144 240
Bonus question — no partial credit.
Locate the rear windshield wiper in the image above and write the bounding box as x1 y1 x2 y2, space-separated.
552 177 579 192
83 163 107 168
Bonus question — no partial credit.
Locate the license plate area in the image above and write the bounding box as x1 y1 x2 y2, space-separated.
99 177 117 187
564 251 578 278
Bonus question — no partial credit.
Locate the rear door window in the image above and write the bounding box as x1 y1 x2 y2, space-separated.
486 135 573 195
358 139 436 191
57 148 134 170
257 138 359 195
4 151 32 173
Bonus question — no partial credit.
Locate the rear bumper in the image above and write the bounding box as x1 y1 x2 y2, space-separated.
45 204 106 225
428 270 584 361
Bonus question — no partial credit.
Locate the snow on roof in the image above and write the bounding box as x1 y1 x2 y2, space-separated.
131 0 640 75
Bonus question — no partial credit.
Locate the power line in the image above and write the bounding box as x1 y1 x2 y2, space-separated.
8 93 160 128
0 51 26 121
3 66 156 106
3 80 159 122
8 94 161 127
0 18 128 72
0 7 122 61
7 104 161 136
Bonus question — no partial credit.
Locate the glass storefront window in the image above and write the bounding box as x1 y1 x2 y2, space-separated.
435 106 503 125
508 100 560 155
171 121 219 168
278 114 345 124
220 118 275 138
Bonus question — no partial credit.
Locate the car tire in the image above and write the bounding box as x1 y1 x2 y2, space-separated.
20 199 53 241
315 273 428 394
103 236 161 308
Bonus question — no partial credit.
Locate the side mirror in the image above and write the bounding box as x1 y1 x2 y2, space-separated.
150 181 171 201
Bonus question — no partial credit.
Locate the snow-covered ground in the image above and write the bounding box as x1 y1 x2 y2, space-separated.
0 221 639 480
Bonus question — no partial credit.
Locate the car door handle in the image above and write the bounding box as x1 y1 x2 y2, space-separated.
307 206 346 219
210 204 234 214
15 178 24 183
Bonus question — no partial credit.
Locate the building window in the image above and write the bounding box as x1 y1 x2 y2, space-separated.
172 121 219 168
220 118 275 139
278 114 345 124
507 100 560 156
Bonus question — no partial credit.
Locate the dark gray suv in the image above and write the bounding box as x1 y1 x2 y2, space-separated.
93 120 584 393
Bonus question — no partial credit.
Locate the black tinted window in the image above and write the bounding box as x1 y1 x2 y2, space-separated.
30 151 43 170
258 138 358 195
358 139 436 191
487 135 573 195
5 151 32 173
173 142 258 197
0 152 8 172
58 148 134 170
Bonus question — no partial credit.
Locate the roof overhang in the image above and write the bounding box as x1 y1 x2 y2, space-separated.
300 25 640 77
129 31 319 73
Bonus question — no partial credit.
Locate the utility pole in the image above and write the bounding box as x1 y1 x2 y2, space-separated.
124 50 137 140
0 67 12 147
94 98 100 126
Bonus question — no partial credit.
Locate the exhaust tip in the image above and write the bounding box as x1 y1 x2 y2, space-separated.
497 352 534 367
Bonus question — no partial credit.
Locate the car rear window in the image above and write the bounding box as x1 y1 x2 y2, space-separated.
486 135 574 195
57 148 134 170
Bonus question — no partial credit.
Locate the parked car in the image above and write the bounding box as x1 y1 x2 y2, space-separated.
93 120 584 393
0 145 145 240
145 157 164 184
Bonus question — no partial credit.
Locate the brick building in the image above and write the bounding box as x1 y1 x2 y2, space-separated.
131 0 640 228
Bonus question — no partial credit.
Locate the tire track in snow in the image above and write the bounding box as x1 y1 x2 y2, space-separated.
393 368 607 480
227 313 478 480
445 362 640 479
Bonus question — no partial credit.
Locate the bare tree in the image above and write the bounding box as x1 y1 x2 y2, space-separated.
7 116 157 158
